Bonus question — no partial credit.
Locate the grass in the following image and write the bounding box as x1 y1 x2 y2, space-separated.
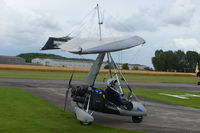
0 86 144 133
0 87 199 133
131 89 200 109
0 70 199 84
121 74 198 84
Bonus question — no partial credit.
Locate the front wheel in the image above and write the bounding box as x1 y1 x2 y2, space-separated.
80 121 92 126
132 116 143 123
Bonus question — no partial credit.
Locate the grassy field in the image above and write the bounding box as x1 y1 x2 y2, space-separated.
0 64 195 76
0 87 199 133
0 69 199 84
0 86 144 133
133 89 200 109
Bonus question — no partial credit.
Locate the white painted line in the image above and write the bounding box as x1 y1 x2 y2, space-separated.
181 94 200 97
159 93 200 99
159 93 189 99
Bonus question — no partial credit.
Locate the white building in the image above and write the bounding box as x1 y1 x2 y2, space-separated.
32 58 148 70
32 58 107 69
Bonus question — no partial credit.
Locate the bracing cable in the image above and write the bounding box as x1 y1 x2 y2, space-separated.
109 53 139 101
108 53 123 95
100 7 135 35
107 52 112 78
68 7 96 37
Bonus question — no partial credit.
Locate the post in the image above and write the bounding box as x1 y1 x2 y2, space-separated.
84 53 105 86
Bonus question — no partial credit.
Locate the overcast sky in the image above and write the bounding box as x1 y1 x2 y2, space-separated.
1 0 200 67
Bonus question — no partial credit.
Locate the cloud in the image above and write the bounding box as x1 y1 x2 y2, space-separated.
106 0 197 33
0 0 200 67
106 7 163 33
0 4 61 48
173 38 200 52
164 0 195 26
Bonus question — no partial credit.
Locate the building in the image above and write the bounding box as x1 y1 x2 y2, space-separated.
0 56 25 64
32 58 105 69
32 58 148 70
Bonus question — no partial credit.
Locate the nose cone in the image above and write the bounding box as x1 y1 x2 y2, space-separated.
133 101 147 116
139 104 147 115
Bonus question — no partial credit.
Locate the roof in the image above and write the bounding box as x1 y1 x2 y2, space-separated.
0 55 24 59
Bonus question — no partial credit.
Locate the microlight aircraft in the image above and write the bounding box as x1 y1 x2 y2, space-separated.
41 4 147 125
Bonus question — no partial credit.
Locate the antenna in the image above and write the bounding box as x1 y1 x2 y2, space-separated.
96 4 103 40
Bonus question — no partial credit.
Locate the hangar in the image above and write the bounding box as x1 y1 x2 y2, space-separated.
32 58 147 70
0 56 25 64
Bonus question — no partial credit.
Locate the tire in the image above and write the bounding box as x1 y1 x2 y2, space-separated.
80 121 92 126
197 82 200 85
132 116 143 123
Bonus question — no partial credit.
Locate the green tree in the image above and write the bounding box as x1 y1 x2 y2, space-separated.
164 50 176 72
18 53 68 63
104 64 110 69
144 67 153 71
185 51 200 72
152 49 165 71
174 50 186 72
122 63 129 70
17 53 93 63
132 66 139 70
152 49 200 73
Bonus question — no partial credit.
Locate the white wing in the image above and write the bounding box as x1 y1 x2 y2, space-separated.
42 36 145 54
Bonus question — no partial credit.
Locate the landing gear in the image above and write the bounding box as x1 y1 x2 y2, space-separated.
80 121 92 126
132 116 143 123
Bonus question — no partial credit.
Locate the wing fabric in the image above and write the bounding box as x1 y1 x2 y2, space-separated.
41 37 72 50
82 36 145 54
58 36 145 54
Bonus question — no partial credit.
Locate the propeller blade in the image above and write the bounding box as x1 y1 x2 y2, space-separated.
68 73 73 88
64 88 69 111
64 73 74 111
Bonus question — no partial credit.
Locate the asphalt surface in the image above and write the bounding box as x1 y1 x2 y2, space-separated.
0 78 200 133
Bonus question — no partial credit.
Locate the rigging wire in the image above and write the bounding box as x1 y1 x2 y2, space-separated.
108 53 123 95
89 5 145 80
68 5 105 39
85 10 98 38
99 6 145 69
67 6 96 37
67 4 145 69
76 10 97 38
129 45 144 67
100 7 135 35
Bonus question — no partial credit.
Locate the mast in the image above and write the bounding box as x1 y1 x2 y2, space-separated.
96 4 103 40
83 4 105 86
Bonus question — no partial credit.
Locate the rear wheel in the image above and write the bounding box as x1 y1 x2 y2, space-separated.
80 121 92 126
132 116 143 123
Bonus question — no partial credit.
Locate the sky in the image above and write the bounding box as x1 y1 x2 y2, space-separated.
0 0 200 68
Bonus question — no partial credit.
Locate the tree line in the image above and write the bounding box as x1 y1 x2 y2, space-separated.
104 63 152 70
152 50 200 72
17 53 93 63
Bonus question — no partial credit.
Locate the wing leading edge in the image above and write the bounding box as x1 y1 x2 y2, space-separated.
81 36 145 54
41 36 145 54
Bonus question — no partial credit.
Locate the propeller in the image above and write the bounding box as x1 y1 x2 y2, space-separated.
64 73 74 111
